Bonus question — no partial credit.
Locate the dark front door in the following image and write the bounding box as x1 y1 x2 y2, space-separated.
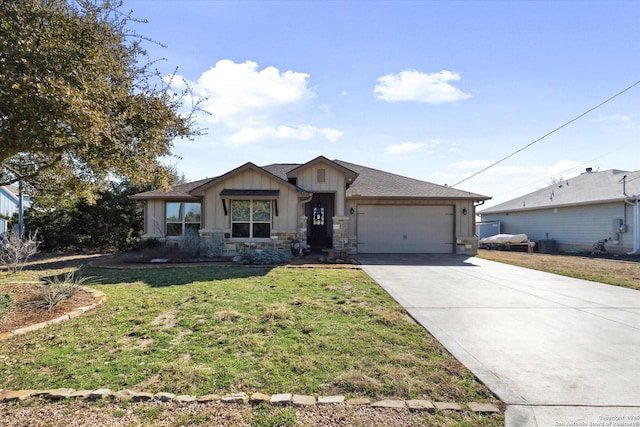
309 203 328 249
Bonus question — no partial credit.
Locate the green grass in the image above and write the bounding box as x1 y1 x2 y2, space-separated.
0 264 501 408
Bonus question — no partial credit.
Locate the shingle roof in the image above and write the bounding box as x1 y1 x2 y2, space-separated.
128 177 214 200
479 169 640 214
334 160 488 199
130 159 490 201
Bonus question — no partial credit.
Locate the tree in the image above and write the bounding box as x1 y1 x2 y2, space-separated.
0 0 199 205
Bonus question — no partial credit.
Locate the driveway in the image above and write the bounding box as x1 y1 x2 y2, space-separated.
357 254 640 427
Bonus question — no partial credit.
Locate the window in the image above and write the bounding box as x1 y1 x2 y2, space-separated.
166 202 201 236
312 206 325 226
231 200 271 238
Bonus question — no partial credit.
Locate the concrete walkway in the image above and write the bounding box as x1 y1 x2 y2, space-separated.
356 254 640 427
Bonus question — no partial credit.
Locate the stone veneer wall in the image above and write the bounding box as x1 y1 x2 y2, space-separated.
199 230 299 256
332 216 354 252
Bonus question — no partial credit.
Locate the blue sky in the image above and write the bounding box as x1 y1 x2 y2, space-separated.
123 0 639 208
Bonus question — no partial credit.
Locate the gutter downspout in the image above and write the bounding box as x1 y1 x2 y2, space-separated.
625 195 640 255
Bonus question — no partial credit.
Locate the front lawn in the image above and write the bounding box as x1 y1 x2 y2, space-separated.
1 261 503 425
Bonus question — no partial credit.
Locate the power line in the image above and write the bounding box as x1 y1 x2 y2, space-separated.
451 79 640 188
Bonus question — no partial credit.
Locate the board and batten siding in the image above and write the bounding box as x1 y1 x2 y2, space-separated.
481 201 635 253
200 169 299 234
295 163 347 216
144 199 166 237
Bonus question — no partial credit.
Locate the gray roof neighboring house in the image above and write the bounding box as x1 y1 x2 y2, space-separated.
479 169 640 215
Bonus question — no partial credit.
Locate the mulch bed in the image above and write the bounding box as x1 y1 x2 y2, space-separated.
0 284 95 334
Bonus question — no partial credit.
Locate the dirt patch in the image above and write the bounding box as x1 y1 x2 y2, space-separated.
0 283 96 334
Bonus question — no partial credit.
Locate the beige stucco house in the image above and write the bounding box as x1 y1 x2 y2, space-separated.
130 156 490 255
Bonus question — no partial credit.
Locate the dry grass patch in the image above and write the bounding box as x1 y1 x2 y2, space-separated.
478 249 640 290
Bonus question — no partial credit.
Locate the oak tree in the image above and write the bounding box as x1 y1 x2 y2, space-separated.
0 0 198 204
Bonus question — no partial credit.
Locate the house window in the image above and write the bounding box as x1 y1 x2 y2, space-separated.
317 168 326 183
231 200 271 238
166 202 201 236
312 206 325 226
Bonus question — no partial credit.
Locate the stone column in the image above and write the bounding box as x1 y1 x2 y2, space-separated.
332 216 349 250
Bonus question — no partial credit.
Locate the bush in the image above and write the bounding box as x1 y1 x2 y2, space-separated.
0 293 14 319
179 228 201 258
233 248 292 265
200 234 225 258
0 230 38 273
24 271 99 311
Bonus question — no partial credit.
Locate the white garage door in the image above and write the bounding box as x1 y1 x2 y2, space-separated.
357 205 454 253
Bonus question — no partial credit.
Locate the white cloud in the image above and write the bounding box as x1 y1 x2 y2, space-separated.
450 159 493 169
374 70 471 104
226 125 343 144
171 59 345 146
180 59 316 128
387 141 429 155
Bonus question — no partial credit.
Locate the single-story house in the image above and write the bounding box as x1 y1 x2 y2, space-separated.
130 156 490 255
478 168 640 255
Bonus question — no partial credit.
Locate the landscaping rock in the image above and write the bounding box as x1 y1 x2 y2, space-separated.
270 393 292 405
44 388 76 400
434 402 462 411
220 392 247 403
318 395 345 404
69 390 93 399
174 395 197 404
196 394 220 403
406 399 435 413
3 390 35 402
292 394 316 406
155 392 176 402
249 392 271 404
88 388 111 400
371 399 405 409
113 390 134 402
346 398 370 406
467 402 500 414
131 391 154 402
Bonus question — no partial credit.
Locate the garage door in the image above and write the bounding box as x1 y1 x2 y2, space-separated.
357 205 454 253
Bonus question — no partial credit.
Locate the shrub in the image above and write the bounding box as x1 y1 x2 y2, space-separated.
0 293 14 319
179 228 201 258
233 248 292 265
0 230 38 273
24 271 99 311
200 234 225 258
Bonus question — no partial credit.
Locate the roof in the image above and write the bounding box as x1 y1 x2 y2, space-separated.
128 177 214 200
0 185 19 202
479 169 640 215
130 158 490 201
334 160 489 199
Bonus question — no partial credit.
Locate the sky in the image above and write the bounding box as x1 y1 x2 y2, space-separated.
122 0 640 209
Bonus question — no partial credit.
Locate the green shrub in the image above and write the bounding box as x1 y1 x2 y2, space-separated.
233 248 292 265
0 293 14 319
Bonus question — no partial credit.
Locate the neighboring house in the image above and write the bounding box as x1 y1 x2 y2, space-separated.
130 156 490 255
478 168 640 254
0 185 31 234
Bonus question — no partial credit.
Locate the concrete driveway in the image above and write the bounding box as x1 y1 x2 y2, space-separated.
357 254 640 427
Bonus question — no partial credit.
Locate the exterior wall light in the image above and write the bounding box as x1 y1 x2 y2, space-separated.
462 208 468 215
350 207 355 215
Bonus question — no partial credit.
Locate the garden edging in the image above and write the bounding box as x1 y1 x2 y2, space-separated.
0 388 501 415
0 287 106 341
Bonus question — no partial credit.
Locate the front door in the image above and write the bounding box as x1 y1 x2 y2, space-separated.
309 203 328 248
307 194 334 249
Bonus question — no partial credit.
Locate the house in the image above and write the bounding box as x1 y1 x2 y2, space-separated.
478 168 640 255
130 156 490 255
0 185 30 234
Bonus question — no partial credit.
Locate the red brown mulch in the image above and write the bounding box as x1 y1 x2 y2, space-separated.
0 284 96 334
